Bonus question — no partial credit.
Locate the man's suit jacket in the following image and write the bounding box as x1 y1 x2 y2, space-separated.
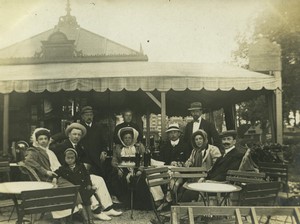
80 121 107 174
160 138 189 165
183 118 222 154
50 139 89 166
206 147 243 181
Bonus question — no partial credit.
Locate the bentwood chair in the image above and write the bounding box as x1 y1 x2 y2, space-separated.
257 162 289 197
17 185 79 224
0 160 15 221
226 170 266 185
17 162 41 181
0 160 11 182
144 167 171 224
238 181 281 206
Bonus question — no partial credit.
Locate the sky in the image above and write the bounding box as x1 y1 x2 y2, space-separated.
0 0 266 63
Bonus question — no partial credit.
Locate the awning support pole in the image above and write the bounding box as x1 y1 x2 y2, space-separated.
146 109 150 147
161 92 166 140
3 94 9 156
266 92 276 143
274 71 283 144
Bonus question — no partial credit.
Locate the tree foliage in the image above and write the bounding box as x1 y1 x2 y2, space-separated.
234 0 300 126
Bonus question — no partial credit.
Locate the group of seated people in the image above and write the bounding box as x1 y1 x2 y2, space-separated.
19 103 247 223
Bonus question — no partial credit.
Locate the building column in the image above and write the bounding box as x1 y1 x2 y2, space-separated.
3 94 9 156
274 71 283 144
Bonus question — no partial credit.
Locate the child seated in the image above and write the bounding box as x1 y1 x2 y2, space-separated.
53 148 96 224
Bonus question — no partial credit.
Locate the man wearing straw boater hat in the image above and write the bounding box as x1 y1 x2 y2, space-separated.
51 122 122 221
183 102 222 154
160 123 189 166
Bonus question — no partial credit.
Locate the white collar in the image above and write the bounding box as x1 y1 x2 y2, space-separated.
70 140 77 148
170 139 180 147
85 122 92 127
224 146 235 155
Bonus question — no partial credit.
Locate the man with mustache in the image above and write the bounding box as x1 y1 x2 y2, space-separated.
205 130 243 181
180 130 243 202
183 102 222 155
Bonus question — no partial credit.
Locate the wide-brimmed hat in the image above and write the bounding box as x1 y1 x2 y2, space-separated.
81 106 94 115
188 102 203 111
220 130 237 139
166 123 182 133
65 123 87 137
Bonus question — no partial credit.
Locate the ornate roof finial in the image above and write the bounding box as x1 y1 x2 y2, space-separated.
66 0 71 16
56 0 78 28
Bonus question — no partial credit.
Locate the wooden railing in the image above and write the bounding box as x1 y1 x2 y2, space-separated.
171 205 300 224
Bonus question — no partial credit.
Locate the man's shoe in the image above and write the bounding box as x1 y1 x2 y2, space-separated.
103 208 123 217
93 212 112 221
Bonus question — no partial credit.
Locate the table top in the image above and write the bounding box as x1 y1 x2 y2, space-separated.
186 182 242 193
0 181 53 194
118 164 136 168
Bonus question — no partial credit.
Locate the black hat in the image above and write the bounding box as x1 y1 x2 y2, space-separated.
188 102 203 111
220 130 237 139
81 106 93 115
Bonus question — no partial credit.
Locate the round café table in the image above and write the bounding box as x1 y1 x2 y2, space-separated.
185 182 241 206
0 181 53 194
0 181 54 223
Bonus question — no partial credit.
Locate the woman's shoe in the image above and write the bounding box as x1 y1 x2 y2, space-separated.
103 208 123 216
93 212 112 221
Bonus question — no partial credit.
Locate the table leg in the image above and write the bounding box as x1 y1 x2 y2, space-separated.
130 188 134 219
206 192 210 206
11 195 22 224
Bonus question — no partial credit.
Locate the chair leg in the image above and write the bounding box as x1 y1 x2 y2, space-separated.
148 190 162 224
8 206 15 221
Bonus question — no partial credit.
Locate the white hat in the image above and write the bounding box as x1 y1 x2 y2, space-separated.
166 123 182 133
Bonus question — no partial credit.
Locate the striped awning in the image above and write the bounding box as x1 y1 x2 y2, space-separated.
0 62 280 94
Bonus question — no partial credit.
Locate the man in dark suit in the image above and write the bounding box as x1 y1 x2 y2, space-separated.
205 130 243 181
80 106 108 177
183 102 222 154
160 123 189 165
180 130 243 202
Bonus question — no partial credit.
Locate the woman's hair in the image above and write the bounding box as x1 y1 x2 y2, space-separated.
191 129 208 150
31 128 51 148
120 129 134 142
35 129 51 140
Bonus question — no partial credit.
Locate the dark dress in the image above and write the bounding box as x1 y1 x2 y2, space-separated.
55 163 94 206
